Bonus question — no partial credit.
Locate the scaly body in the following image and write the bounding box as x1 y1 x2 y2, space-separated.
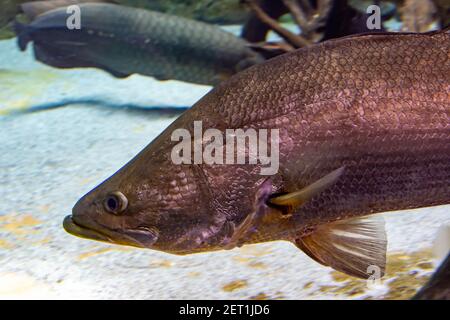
64 29 450 279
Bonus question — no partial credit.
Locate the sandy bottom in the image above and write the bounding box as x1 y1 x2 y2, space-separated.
0 31 449 299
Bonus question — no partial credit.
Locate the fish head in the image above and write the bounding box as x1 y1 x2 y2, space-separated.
63 139 220 254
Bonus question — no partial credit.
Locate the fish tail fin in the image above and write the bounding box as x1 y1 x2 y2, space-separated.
293 214 387 279
13 20 31 51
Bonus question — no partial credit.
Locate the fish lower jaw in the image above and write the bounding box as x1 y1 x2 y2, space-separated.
63 215 113 243
63 215 158 249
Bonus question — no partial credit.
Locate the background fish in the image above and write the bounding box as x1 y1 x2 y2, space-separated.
14 2 264 86
64 29 450 279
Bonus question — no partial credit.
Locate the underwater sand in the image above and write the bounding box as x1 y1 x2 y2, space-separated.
0 31 449 299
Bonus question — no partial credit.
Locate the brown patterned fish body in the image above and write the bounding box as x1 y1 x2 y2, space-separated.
64 30 450 279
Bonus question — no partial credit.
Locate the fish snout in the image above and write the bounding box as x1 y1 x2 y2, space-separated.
64 195 160 249
70 193 99 226
63 194 111 242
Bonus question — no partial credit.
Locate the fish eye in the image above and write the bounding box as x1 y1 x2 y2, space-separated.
103 191 128 214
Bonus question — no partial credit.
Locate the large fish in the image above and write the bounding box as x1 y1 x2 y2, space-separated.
64 29 450 279
14 2 264 86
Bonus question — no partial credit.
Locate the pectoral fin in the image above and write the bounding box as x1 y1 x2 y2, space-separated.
270 166 345 209
294 215 387 279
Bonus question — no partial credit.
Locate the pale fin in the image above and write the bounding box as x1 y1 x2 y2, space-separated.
270 166 345 208
294 215 387 279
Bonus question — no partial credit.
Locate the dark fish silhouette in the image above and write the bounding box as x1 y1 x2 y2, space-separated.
15 2 264 85
64 29 450 279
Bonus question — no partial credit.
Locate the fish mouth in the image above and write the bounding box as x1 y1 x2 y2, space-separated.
63 215 159 248
63 215 112 243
